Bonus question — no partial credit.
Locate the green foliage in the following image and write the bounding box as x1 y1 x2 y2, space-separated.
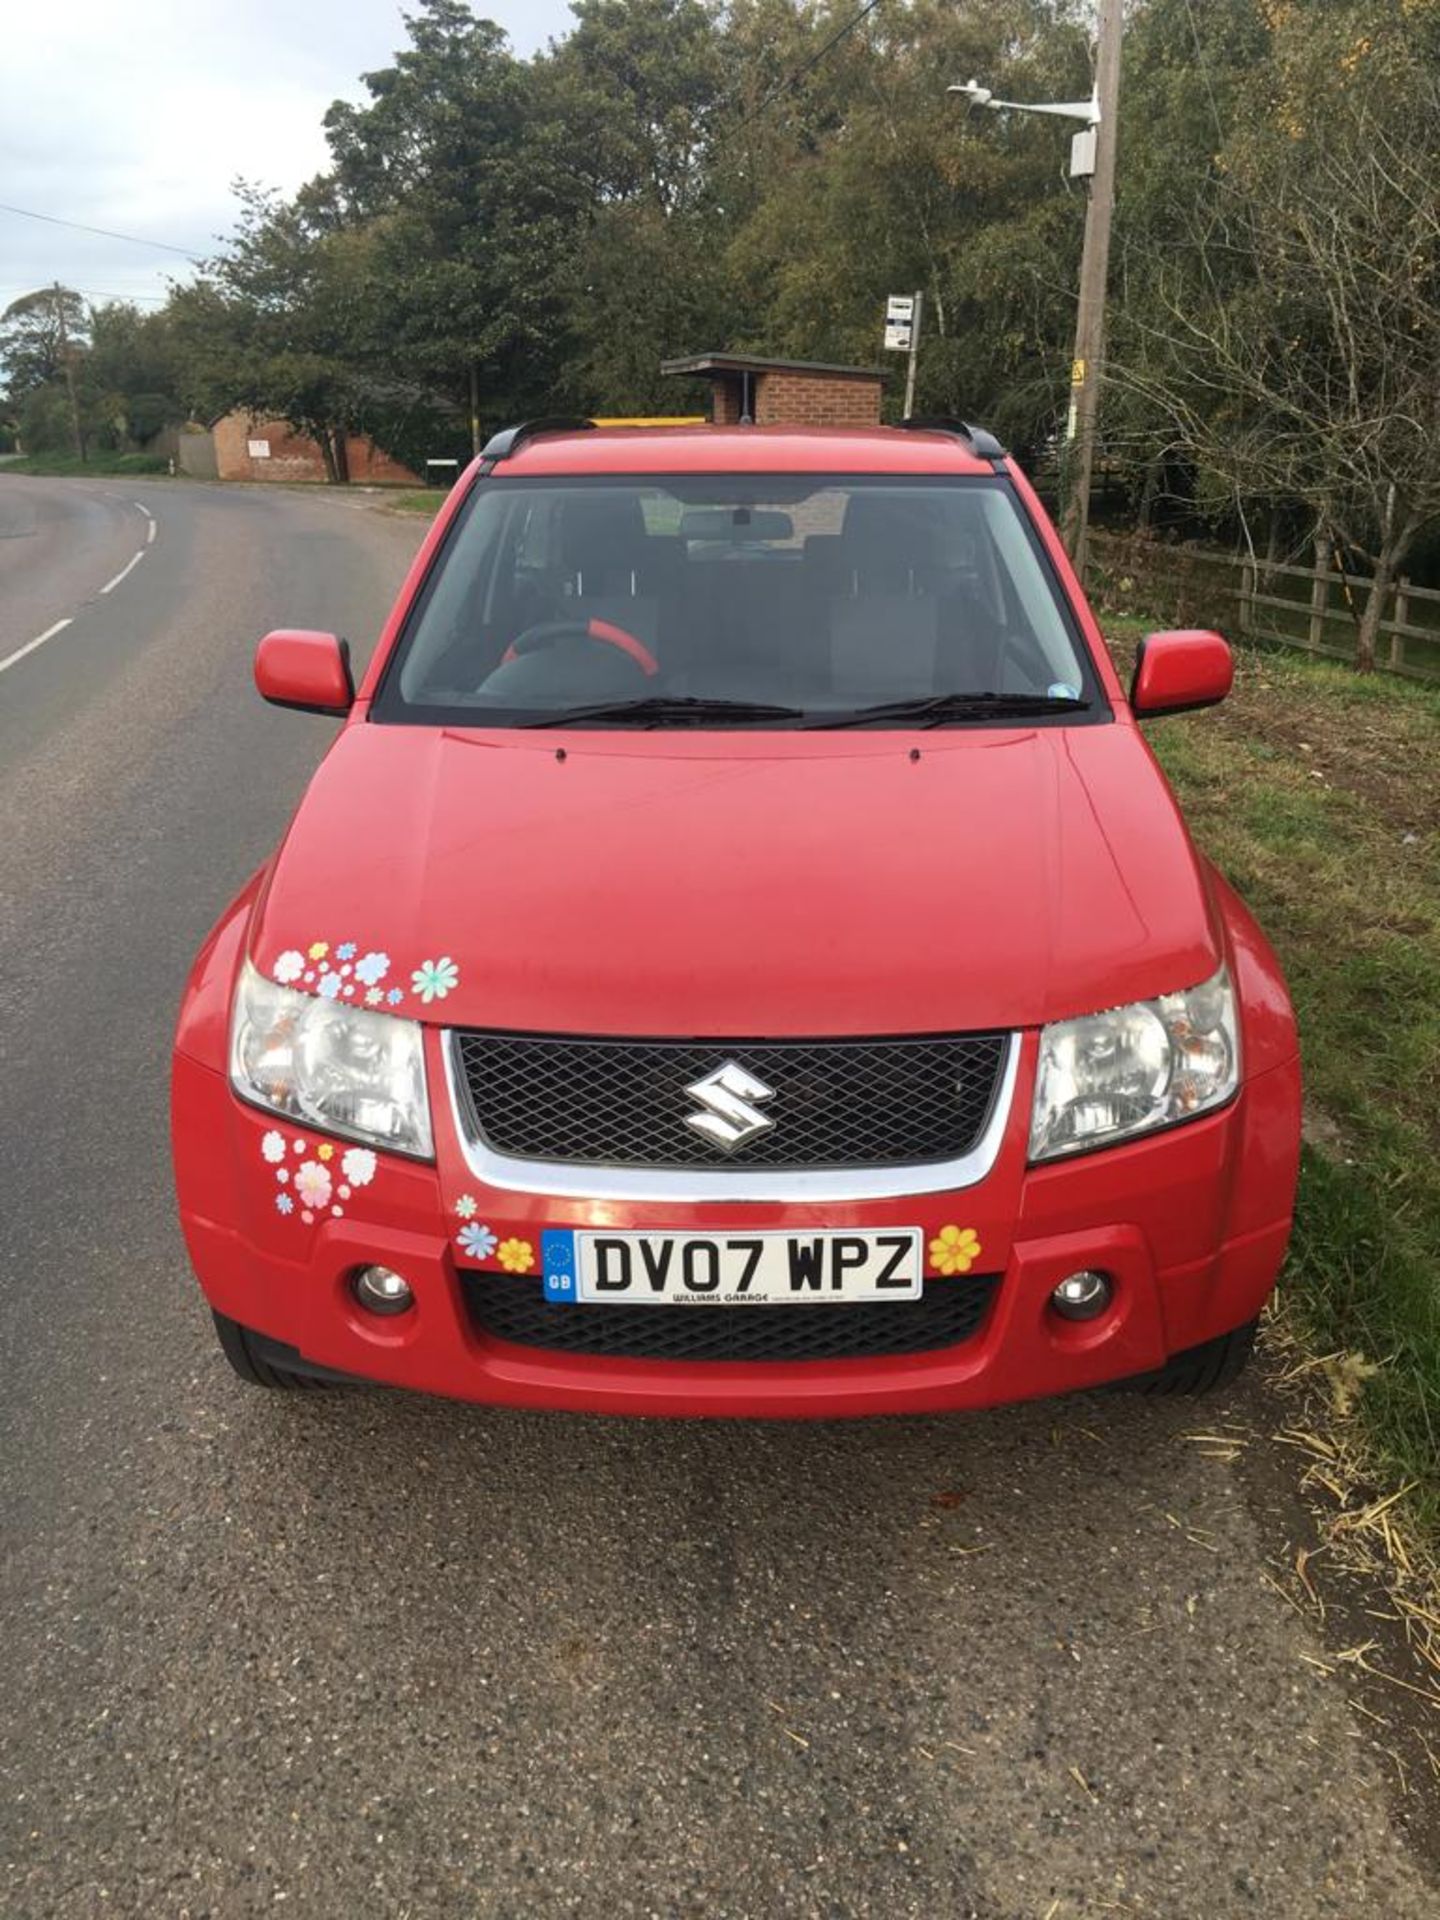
26 0 1436 538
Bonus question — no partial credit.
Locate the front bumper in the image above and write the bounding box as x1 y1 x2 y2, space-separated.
172 1028 1300 1418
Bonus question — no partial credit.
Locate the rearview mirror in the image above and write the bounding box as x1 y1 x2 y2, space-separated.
1130 629 1232 718
254 630 354 716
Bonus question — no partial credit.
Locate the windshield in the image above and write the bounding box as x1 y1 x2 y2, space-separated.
375 475 1103 727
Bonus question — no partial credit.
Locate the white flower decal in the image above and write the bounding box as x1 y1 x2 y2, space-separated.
275 1192 294 1215
341 1147 377 1189
454 1194 478 1220
273 949 305 985
457 1222 498 1260
317 972 343 1001
355 951 390 987
294 1161 333 1209
412 956 459 1003
261 1129 287 1164
364 987 383 1007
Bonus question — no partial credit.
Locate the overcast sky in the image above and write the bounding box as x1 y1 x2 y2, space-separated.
0 0 576 314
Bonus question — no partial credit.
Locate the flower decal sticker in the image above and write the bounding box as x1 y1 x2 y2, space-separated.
498 1236 535 1274
929 1225 982 1276
454 1194 478 1220
411 956 459 1004
270 936 461 1010
457 1223 499 1261
294 1161 333 1211
341 1147 376 1188
261 1126 387 1231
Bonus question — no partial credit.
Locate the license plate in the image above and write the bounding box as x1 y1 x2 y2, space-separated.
541 1228 923 1306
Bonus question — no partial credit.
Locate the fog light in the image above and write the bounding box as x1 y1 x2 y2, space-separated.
352 1265 414 1317
1050 1270 1112 1322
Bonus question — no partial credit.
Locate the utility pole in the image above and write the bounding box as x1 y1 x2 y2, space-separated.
902 289 923 418
949 0 1123 574
1058 0 1123 573
53 283 85 464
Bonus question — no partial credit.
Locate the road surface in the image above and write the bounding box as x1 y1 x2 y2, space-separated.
0 474 1433 1919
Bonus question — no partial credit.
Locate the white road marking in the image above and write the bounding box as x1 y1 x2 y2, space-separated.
0 617 72 677
100 550 145 594
1 497 160 679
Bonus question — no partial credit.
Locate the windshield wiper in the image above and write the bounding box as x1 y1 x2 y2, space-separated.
525 695 806 728
806 691 1091 729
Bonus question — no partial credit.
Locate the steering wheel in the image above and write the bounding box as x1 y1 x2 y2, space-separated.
503 617 658 678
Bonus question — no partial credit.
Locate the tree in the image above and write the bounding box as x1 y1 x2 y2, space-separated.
86 302 184 446
1115 1 1440 668
171 187 385 482
1 286 88 458
322 0 580 449
717 0 1093 450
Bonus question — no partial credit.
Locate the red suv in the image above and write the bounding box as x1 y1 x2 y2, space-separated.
172 420 1301 1416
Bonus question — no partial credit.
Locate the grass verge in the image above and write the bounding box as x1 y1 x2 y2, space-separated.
1 451 171 477
387 488 451 515
1114 620 1440 1532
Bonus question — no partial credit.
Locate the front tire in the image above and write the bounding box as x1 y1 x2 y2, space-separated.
211 1309 332 1390
1121 1318 1258 1396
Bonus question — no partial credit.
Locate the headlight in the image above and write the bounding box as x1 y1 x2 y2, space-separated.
229 960 433 1158
1029 965 1239 1162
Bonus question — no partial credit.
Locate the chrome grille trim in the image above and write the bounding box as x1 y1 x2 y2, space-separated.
442 1031 1019 1201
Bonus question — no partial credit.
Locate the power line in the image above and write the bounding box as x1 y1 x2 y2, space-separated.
0 201 205 260
723 0 887 143
0 284 170 305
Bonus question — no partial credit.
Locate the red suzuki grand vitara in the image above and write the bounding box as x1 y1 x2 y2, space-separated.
172 419 1301 1416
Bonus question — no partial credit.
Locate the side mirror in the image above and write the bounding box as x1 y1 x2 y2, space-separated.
1130 629 1233 718
254 630 354 716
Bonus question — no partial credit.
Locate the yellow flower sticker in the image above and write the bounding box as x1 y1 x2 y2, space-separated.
498 1236 535 1274
929 1224 982 1275
317 1142 334 1162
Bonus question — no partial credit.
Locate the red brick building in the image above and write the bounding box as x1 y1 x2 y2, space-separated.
660 352 885 428
211 413 419 485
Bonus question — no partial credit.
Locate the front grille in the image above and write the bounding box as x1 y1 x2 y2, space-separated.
460 1273 999 1363
450 1030 1009 1169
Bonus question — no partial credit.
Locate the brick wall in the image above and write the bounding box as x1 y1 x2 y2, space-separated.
754 371 882 428
211 414 419 485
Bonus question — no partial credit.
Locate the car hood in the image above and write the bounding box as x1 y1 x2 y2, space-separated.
250 722 1220 1035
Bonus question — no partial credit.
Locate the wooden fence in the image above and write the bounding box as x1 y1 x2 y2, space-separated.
1087 531 1440 683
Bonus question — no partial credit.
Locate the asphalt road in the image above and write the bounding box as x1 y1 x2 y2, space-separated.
0 474 1433 1920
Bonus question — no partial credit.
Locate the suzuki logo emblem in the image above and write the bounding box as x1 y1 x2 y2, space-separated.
684 1061 776 1153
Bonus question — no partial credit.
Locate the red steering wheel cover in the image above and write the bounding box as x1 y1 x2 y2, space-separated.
500 617 659 677
584 617 659 676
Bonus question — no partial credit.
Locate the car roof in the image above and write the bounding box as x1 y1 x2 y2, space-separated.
494 424 998 478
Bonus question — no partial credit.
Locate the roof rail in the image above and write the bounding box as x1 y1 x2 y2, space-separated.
898 416 1006 460
479 417 595 463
